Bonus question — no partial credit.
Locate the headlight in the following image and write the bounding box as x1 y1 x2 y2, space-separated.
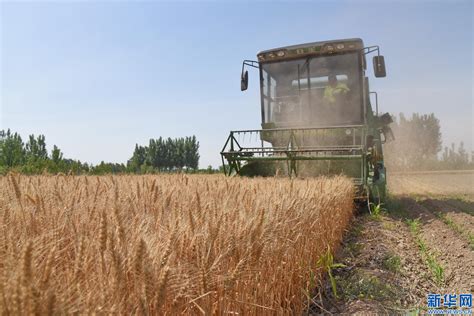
276 50 285 57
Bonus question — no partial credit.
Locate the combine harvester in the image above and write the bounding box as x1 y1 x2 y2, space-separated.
221 38 394 205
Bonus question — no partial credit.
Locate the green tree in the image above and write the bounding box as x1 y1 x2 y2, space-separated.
127 144 147 172
25 134 48 161
92 162 126 175
51 145 63 164
0 129 26 167
165 137 175 170
186 135 200 170
127 136 200 172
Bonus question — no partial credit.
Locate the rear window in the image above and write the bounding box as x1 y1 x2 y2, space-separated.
291 75 348 89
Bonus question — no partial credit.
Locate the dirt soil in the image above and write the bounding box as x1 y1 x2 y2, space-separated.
421 199 474 236
401 198 473 292
311 171 474 315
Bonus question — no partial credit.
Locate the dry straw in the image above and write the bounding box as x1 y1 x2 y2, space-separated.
0 174 353 314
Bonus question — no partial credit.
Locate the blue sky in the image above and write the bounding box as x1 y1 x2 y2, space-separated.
1 0 472 168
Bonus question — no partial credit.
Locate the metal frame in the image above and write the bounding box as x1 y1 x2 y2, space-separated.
221 125 367 182
362 46 381 57
370 91 379 115
241 60 259 75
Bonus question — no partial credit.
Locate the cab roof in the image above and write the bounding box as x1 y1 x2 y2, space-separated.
257 38 364 55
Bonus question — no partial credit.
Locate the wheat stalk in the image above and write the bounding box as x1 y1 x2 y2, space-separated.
0 174 354 314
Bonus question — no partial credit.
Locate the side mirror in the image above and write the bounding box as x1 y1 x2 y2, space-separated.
241 70 248 91
373 55 386 78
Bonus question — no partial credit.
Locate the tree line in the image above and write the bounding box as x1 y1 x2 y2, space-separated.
384 113 473 171
127 136 200 172
2 113 472 175
0 129 202 175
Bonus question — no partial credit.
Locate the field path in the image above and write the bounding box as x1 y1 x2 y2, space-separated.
316 171 474 314
313 206 443 314
401 198 474 293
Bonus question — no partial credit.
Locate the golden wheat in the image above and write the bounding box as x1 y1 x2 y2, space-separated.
0 174 353 314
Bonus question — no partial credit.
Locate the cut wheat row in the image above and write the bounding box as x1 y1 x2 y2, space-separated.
0 173 354 314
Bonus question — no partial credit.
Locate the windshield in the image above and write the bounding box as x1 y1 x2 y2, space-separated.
260 52 363 127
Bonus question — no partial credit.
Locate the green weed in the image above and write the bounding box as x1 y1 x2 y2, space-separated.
406 219 421 234
383 254 401 273
406 219 444 285
317 246 346 298
468 234 474 251
369 202 386 220
336 272 396 301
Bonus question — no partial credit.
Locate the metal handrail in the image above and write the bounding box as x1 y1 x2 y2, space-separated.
224 145 364 152
230 124 365 134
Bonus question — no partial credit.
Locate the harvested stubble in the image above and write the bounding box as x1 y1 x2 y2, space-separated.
0 173 354 314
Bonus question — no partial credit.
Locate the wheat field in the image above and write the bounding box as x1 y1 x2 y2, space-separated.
0 174 354 314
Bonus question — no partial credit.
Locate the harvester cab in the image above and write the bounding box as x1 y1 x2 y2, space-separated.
221 38 393 204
